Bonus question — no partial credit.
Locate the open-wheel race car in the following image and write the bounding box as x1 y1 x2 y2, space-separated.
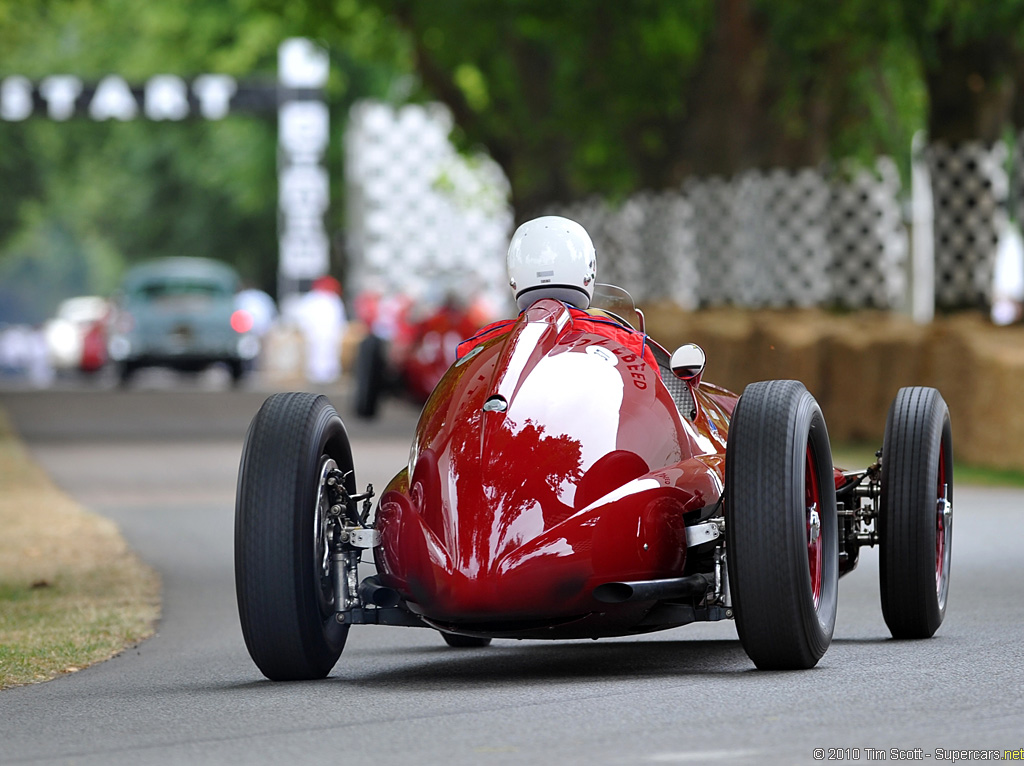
352 288 493 420
235 218 953 679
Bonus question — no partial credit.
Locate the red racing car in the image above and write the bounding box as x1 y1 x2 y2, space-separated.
236 215 952 678
234 279 953 679
352 289 493 419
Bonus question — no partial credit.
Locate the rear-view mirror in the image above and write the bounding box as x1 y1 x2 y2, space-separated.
670 343 706 384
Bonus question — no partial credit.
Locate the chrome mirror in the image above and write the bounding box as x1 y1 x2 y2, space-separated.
670 343 706 384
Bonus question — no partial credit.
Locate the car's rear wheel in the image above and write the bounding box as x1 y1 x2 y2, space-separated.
228 360 246 387
440 632 492 648
879 386 953 639
235 392 355 680
117 361 136 387
725 380 838 669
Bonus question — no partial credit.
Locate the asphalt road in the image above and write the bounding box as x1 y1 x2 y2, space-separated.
1 382 1022 766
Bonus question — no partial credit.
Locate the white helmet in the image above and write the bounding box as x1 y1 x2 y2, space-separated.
507 216 597 310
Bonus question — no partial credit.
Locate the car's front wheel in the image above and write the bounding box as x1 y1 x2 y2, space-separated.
116 361 136 387
228 360 246 387
725 380 839 670
235 393 355 680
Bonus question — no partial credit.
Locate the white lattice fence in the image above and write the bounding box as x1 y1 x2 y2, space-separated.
344 101 513 306
634 191 700 307
827 158 907 309
684 177 735 306
928 141 1008 309
343 100 1017 315
735 168 831 308
551 164 905 309
550 193 701 308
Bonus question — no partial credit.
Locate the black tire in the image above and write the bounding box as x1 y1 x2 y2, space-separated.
235 392 356 680
228 360 246 387
441 632 492 648
117 362 135 387
725 380 838 670
879 386 953 639
354 334 386 419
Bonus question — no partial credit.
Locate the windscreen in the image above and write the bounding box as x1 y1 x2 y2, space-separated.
132 279 230 308
590 284 641 330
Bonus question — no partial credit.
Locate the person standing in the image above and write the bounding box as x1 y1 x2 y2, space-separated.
294 275 347 385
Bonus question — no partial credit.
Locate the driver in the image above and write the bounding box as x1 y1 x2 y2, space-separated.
456 215 658 370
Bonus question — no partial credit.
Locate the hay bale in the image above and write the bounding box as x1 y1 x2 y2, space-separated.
642 304 1024 470
942 317 1024 469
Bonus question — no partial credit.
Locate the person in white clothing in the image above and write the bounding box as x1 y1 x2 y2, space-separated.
294 275 347 385
992 221 1024 326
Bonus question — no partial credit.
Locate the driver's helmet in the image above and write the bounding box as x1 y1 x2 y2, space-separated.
507 216 597 311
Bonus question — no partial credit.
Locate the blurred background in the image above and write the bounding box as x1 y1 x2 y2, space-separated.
2 0 1024 400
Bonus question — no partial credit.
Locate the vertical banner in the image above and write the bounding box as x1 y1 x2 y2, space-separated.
277 38 330 301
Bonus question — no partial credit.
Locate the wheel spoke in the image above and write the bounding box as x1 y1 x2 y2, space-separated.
935 446 951 596
806 447 823 609
315 457 339 613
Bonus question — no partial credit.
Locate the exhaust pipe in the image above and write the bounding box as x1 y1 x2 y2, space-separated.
358 575 401 608
592 573 712 604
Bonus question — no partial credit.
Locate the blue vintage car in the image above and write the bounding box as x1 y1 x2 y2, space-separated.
107 257 259 385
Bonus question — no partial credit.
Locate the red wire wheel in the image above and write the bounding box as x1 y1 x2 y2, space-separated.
806 446 824 609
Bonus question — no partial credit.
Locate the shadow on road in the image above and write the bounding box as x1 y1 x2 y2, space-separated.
359 639 755 686
220 639 763 692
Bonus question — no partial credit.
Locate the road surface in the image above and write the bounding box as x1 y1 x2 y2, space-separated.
1 384 1022 765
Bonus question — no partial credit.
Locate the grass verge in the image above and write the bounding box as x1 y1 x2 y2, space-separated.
831 442 1024 487
0 407 160 690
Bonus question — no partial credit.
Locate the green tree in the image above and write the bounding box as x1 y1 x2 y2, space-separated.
0 0 401 321
893 0 1024 143
5 0 1023 321
0 0 281 319
265 0 1024 209
268 0 928 212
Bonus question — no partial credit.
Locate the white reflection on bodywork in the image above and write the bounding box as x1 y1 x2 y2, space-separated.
575 477 661 514
507 350 624 507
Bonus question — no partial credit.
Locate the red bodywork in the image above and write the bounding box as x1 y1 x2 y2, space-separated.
374 299 743 639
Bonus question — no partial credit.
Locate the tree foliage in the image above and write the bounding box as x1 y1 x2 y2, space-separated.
0 0 398 321
316 0 932 209
893 0 1024 142
0 1 280 320
385 0 716 211
370 0 1021 202
2 0 1023 321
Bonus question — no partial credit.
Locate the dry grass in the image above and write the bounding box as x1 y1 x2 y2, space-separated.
0 408 160 690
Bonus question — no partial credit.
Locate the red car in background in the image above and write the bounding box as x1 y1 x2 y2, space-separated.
352 289 493 418
79 312 109 374
42 296 109 374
